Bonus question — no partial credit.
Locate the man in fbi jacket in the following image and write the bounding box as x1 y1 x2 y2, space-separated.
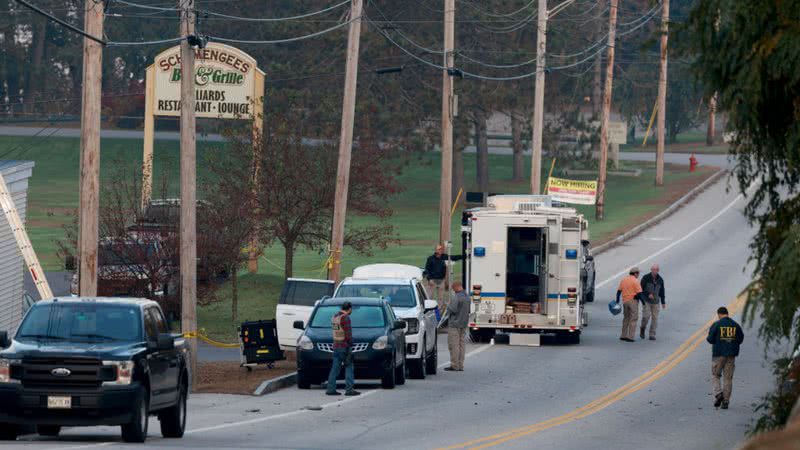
707 306 744 410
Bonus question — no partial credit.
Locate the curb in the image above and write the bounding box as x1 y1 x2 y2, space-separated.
253 371 298 396
592 168 728 256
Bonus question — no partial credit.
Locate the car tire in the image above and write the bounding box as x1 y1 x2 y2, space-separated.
426 337 438 375
409 340 427 380
297 370 312 389
121 387 149 443
396 352 407 386
159 378 187 438
381 354 397 389
37 425 61 437
0 424 19 441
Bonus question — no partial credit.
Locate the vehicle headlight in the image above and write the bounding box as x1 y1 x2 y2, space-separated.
404 318 419 335
372 336 389 350
0 359 20 384
298 335 314 351
102 360 134 386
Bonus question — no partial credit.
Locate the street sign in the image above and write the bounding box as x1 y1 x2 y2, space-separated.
608 121 627 144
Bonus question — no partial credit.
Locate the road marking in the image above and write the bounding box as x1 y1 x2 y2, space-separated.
41 342 493 449
596 184 753 290
437 294 747 450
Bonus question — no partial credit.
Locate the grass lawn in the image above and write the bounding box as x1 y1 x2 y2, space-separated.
0 135 714 342
622 130 730 154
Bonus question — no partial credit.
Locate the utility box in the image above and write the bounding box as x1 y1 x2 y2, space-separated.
0 161 34 335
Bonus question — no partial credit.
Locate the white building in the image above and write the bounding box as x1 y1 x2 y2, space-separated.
0 161 34 334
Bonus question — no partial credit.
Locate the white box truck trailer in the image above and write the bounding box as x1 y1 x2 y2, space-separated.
461 195 595 344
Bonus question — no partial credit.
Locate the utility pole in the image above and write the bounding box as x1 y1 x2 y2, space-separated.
328 0 364 282
655 0 668 186
77 0 104 296
530 0 547 195
439 0 455 246
595 0 619 221
706 94 716 146
179 0 197 378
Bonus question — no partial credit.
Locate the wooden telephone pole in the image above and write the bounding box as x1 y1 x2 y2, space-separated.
78 0 104 296
655 0 668 186
530 0 547 195
706 94 716 145
439 0 455 246
179 0 197 376
328 0 364 282
595 0 619 221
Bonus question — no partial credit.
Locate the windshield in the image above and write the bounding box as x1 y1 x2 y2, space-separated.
310 305 386 328
335 284 417 308
16 303 143 342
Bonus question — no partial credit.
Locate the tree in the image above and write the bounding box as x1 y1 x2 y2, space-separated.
682 0 800 431
219 94 404 279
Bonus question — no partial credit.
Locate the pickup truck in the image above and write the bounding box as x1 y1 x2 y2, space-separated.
0 297 190 443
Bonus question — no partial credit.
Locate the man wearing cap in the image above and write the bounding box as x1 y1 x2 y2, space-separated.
616 267 643 342
640 264 666 340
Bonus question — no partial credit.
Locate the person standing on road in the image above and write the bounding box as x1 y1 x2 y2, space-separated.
326 302 360 396
639 264 666 340
445 281 470 372
707 306 744 410
617 267 643 342
424 245 464 311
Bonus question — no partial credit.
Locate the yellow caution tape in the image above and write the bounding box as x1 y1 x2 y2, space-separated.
183 330 240 349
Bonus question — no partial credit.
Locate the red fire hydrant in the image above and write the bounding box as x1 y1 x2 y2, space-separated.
689 154 698 172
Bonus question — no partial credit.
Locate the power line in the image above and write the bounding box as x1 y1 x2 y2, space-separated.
13 0 106 45
206 15 356 45
199 0 350 22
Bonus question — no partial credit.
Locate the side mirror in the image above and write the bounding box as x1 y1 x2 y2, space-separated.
424 300 438 311
0 331 9 349
156 333 175 351
392 320 407 331
293 320 305 330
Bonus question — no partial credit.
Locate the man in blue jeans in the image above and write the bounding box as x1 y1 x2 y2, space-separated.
326 302 360 396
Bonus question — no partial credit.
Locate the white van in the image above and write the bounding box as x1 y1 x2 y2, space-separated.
334 264 439 379
275 278 336 349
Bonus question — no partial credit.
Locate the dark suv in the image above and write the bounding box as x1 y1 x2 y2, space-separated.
295 298 407 389
0 298 189 443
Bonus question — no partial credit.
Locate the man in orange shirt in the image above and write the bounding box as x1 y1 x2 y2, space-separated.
617 267 643 342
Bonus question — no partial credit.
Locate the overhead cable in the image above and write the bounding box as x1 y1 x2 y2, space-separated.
206 16 356 45
199 0 351 22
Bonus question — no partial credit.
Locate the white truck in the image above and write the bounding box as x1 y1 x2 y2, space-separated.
460 195 594 344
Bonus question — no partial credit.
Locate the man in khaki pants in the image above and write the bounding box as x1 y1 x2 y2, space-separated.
707 306 744 409
616 267 643 342
445 281 470 371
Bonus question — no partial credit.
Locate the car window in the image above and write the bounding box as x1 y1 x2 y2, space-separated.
415 283 427 302
279 280 335 306
385 304 397 322
143 308 158 341
335 284 416 308
151 308 169 334
310 305 386 328
16 303 143 342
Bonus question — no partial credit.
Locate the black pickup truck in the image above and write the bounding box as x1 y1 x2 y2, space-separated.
0 297 190 443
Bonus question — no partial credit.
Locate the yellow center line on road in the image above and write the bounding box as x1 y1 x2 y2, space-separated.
437 294 747 450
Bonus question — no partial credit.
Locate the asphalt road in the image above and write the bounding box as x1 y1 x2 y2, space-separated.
12 168 777 449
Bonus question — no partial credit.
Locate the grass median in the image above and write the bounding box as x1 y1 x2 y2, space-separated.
0 135 715 342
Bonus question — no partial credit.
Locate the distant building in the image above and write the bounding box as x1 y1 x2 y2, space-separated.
0 161 34 334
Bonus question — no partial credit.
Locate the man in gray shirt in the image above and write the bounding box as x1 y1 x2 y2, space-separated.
445 281 470 371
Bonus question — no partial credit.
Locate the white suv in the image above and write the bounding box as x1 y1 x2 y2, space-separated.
334 264 439 379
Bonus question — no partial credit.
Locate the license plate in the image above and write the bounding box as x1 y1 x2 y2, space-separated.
47 396 71 409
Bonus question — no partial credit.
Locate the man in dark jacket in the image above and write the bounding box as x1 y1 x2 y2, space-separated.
639 264 666 340
424 245 463 310
445 281 470 371
707 306 744 409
